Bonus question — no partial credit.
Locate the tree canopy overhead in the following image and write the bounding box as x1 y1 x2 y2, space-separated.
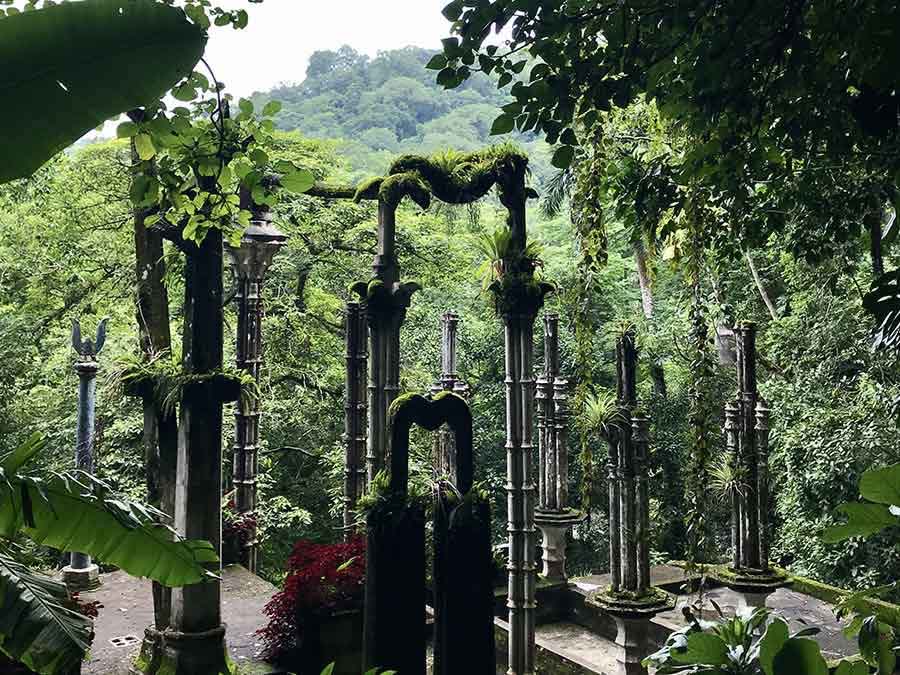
436 0 900 168
0 0 206 183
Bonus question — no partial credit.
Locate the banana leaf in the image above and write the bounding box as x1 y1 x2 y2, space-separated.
0 551 93 675
0 465 217 587
0 0 206 183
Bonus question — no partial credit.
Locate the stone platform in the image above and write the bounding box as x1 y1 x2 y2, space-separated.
492 565 860 674
80 565 277 675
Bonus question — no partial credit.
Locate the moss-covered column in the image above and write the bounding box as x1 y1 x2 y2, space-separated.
343 300 368 538
591 329 672 675
353 184 424 486
534 312 584 582
495 161 550 675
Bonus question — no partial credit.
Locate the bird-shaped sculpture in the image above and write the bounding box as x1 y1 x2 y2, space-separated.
71 318 108 360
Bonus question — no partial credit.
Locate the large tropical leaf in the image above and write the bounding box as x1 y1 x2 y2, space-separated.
0 551 92 674
0 0 207 183
0 468 217 587
863 269 900 352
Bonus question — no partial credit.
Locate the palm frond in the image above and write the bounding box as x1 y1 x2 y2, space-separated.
539 167 572 219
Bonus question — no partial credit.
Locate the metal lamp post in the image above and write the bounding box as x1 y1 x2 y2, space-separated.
225 205 287 573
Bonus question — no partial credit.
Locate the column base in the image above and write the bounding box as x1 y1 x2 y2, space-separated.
534 509 585 583
612 615 652 675
132 625 232 675
737 590 773 610
712 566 790 610
588 588 674 675
61 564 100 592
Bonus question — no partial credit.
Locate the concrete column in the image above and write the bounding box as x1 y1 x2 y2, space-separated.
612 615 652 675
430 311 468 479
343 301 368 537
63 321 105 591
227 212 287 573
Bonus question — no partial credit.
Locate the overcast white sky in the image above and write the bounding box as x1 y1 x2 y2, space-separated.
200 0 454 97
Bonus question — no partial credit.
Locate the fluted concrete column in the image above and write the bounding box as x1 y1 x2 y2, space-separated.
534 312 583 582
357 198 419 485
430 311 469 479
227 210 287 572
718 322 785 607
343 301 368 538
494 161 550 675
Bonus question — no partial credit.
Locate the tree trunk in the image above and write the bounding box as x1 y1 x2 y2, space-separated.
633 241 667 397
744 248 778 321
867 208 885 280
131 143 176 631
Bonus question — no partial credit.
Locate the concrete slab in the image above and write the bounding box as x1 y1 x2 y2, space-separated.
81 565 277 675
573 565 699 594
654 585 857 661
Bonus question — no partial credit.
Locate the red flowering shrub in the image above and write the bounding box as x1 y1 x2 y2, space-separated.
257 537 365 660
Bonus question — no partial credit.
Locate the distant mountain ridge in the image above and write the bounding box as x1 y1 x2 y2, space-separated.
252 45 551 181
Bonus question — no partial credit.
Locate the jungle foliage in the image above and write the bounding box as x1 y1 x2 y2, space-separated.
1 2 900 663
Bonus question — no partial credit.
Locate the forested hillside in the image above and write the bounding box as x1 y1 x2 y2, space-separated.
252 46 554 182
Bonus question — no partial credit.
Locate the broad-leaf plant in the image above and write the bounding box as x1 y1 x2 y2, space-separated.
0 434 218 673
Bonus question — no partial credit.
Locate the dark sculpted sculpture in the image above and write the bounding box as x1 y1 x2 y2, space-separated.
363 392 494 675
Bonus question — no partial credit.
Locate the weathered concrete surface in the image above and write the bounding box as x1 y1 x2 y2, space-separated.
574 565 857 662
82 565 276 674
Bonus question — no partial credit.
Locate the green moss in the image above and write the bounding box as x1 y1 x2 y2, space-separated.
600 584 671 604
352 175 382 202
388 391 418 417
117 354 256 413
389 143 529 205
781 568 900 629
353 172 431 209
379 172 431 209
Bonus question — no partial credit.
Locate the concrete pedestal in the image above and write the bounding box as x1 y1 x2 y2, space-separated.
534 509 585 583
134 625 230 675
612 615 651 675
62 563 100 592
737 589 774 611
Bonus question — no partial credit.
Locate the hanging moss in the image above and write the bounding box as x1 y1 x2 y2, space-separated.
353 172 431 209
388 143 530 205
117 354 255 414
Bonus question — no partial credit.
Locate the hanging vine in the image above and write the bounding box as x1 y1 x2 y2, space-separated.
683 196 717 569
570 123 608 517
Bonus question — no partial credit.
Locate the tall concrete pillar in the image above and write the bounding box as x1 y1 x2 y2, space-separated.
63 318 108 592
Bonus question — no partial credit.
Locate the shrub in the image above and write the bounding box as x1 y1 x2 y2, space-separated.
258 537 365 660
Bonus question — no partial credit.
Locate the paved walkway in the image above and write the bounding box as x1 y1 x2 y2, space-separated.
81 565 277 674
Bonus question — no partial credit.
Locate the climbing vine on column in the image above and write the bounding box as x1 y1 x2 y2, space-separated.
570 126 607 516
683 201 716 566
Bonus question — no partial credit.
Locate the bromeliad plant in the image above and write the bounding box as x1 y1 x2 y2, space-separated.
645 605 830 675
0 434 217 674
